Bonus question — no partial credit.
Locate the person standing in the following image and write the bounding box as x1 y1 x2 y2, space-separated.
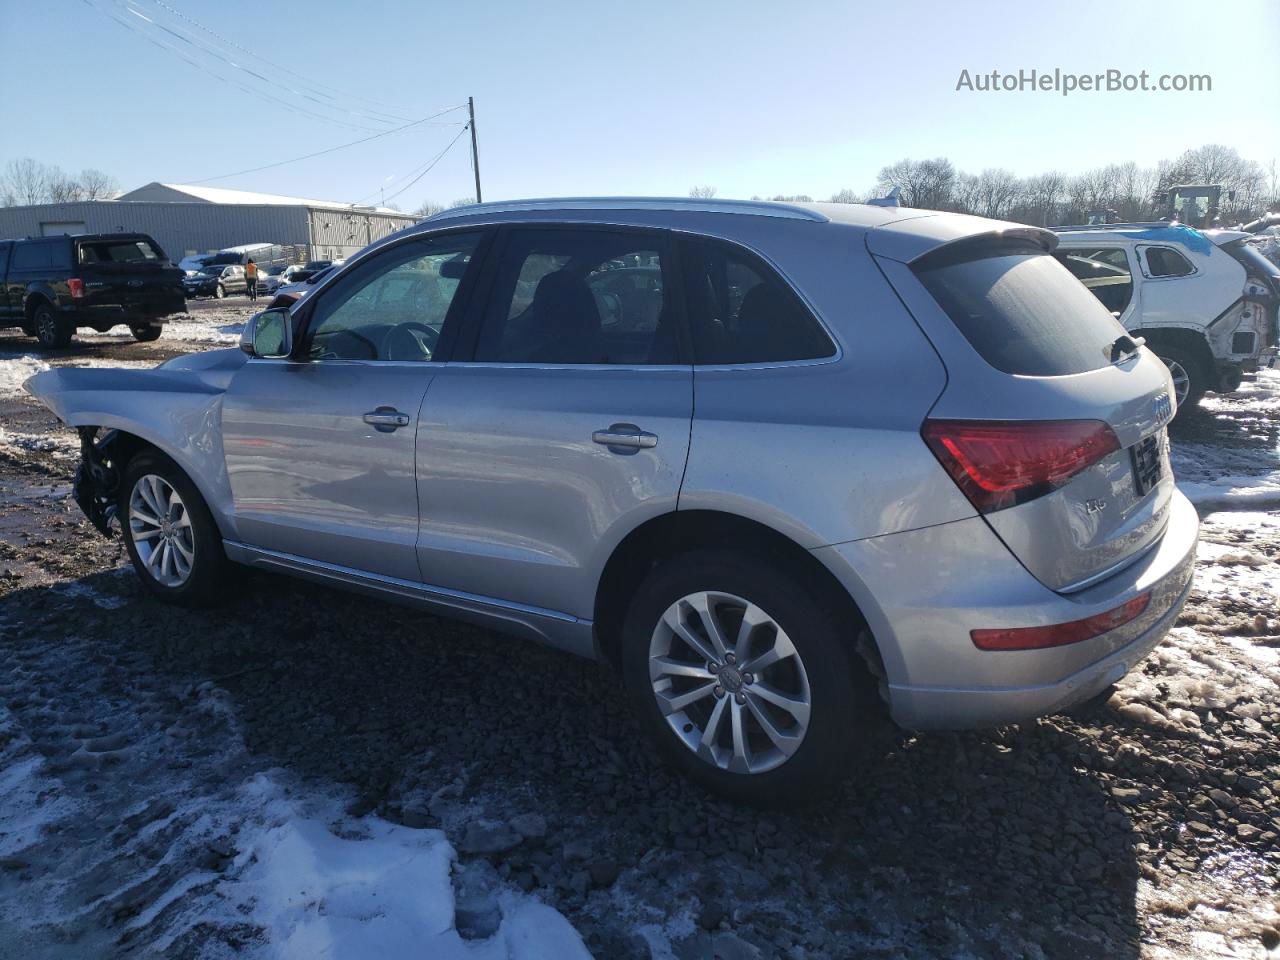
245 259 258 302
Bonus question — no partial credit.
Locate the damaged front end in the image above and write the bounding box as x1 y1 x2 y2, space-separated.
74 427 122 538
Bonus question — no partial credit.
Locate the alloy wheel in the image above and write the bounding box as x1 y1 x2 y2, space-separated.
128 474 196 587
649 591 811 775
1161 357 1191 407
36 310 57 345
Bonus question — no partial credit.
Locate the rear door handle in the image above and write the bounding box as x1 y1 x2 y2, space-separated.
592 423 658 450
363 407 411 432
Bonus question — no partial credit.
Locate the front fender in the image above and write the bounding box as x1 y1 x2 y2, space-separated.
23 361 242 539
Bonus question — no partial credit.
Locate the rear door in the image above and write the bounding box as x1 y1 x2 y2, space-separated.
879 237 1176 592
0 242 12 321
413 225 693 618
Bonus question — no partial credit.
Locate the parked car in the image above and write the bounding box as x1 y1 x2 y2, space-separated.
26 198 1198 803
262 263 305 295
182 263 249 299
269 262 343 308
0 232 185 348
1053 223 1280 410
178 253 217 277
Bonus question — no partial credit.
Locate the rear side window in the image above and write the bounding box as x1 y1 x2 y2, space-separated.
1141 246 1194 278
681 238 835 364
12 242 55 270
914 240 1127 376
475 228 679 365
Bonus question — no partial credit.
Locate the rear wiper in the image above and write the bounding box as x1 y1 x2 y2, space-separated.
1110 333 1146 363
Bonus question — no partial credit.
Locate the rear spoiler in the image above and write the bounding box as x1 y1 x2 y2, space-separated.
866 213 1057 264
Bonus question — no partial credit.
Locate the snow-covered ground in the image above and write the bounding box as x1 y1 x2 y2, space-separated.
0 630 589 960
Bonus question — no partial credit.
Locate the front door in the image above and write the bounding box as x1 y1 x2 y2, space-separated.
415 226 693 618
221 231 484 580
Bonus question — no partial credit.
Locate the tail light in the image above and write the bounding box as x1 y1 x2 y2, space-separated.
68 278 84 299
972 593 1150 650
923 419 1119 513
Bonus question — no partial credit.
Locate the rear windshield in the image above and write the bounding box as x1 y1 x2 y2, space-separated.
79 239 164 264
913 240 1128 376
1224 239 1280 289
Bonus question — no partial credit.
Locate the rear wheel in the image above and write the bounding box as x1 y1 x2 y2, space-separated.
1154 344 1208 413
119 451 228 606
32 303 73 349
131 324 162 342
620 549 880 805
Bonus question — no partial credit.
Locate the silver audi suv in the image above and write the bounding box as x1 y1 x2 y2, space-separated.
27 197 1198 803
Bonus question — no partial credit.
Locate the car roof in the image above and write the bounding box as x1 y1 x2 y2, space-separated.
417 197 1056 264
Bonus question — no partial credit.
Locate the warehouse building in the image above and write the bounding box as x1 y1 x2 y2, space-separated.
0 182 417 262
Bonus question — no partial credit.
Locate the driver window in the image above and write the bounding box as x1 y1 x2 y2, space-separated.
306 232 481 361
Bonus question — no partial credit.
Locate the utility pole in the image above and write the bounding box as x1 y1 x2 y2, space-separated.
468 96 482 203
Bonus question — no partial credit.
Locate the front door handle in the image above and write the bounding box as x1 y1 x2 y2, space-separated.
363 406 411 432
592 423 658 450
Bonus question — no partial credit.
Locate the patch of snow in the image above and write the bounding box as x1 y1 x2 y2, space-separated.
0 424 78 460
0 354 50 399
0 660 591 960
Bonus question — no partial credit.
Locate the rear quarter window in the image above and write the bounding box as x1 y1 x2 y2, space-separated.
12 242 55 270
913 239 1128 376
1141 246 1195 278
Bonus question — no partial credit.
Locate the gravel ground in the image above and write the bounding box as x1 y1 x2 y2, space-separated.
0 324 1277 959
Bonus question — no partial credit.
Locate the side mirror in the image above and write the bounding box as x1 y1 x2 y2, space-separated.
240 308 293 359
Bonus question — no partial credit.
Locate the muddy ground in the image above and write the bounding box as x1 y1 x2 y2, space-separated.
0 316 1277 959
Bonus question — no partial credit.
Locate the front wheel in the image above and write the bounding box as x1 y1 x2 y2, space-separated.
119 451 228 606
214 284 225 300
131 324 162 342
33 303 73 349
620 549 881 805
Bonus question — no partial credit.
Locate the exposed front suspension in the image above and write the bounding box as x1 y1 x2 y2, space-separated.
74 427 121 538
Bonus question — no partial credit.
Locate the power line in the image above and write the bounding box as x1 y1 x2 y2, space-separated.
383 125 472 206
83 0 382 132
143 0 416 119
123 1 407 127
184 105 468 184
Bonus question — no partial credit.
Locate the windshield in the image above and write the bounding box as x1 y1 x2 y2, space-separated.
1225 239 1280 288
78 239 164 264
914 239 1128 376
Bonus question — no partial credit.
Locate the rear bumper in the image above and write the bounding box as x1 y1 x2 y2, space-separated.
62 301 181 325
813 489 1199 730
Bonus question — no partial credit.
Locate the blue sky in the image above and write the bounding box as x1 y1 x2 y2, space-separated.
3 0 1277 209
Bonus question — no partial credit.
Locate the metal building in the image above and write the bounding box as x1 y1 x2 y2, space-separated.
0 182 417 262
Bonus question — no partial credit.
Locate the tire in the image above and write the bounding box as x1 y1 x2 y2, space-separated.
620 548 881 806
32 303 73 349
131 325 162 342
118 450 228 607
214 284 225 300
1153 343 1208 414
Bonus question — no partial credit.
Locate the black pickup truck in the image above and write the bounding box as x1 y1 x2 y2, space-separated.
0 233 186 348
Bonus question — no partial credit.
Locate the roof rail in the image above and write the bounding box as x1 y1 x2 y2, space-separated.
1049 221 1186 232
424 197 829 223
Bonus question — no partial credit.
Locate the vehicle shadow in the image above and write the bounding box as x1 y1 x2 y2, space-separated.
15 566 1145 960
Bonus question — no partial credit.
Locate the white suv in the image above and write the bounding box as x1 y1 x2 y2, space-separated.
1053 223 1279 411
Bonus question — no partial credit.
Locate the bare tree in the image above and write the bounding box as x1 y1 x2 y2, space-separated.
79 168 118 200
688 185 717 199
47 167 86 203
973 168 1019 219
3 158 50 206
875 157 954 210
1020 171 1066 225
414 200 445 218
828 188 864 204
